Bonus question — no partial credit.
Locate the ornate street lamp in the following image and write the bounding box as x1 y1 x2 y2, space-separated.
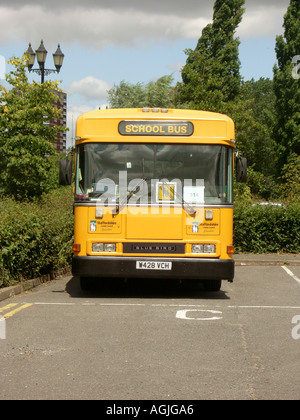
25 40 64 83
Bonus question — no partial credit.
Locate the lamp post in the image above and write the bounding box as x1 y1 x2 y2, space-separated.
26 40 64 83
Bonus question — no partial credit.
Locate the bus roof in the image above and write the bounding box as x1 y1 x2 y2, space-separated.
76 108 235 145
78 108 233 121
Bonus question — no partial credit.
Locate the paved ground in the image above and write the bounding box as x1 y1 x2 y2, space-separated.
1 254 300 302
0 256 300 400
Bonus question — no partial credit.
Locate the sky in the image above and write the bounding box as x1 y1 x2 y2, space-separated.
0 0 291 147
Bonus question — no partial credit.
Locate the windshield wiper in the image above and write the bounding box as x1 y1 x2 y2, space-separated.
112 177 147 217
160 181 197 217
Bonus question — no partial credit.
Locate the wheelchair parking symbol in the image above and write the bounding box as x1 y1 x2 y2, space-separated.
176 309 223 321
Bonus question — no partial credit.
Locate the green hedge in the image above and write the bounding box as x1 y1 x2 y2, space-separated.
0 188 74 287
234 202 300 254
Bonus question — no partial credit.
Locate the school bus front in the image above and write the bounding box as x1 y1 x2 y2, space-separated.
72 108 236 291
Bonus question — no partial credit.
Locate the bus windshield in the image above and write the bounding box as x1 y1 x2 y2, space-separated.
75 143 233 205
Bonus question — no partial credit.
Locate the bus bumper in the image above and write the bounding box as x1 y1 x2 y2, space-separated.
72 256 235 282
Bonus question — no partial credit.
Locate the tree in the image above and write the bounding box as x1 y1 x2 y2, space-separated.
239 78 277 175
178 0 245 111
0 55 67 199
108 75 174 108
273 0 300 170
177 1 285 199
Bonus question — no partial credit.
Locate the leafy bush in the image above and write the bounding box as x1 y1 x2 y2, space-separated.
0 187 73 287
234 202 300 253
280 153 300 200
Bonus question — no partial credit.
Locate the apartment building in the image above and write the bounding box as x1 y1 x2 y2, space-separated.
51 90 67 153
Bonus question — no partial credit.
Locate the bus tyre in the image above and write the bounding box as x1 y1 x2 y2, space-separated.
203 280 222 292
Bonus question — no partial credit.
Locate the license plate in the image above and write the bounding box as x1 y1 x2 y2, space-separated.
136 261 172 270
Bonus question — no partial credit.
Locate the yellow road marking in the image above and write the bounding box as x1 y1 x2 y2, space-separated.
3 303 33 319
0 303 18 313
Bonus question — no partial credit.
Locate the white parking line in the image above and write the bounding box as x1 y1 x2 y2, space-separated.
34 302 75 305
28 302 300 310
281 266 300 286
228 305 300 309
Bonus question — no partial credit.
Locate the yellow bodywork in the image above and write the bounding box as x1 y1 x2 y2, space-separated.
74 205 233 260
76 108 235 145
73 108 235 262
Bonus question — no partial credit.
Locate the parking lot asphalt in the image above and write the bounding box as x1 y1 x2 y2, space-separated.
1 254 300 302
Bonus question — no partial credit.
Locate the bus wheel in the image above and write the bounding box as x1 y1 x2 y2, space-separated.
203 280 222 292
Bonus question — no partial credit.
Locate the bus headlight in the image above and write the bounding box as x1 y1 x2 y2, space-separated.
191 244 216 254
104 243 116 252
191 244 203 253
92 243 116 252
92 243 104 252
203 244 216 253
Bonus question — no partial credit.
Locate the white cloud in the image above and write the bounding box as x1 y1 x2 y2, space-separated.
237 5 286 39
0 1 290 50
0 1 213 19
0 5 210 48
67 76 112 101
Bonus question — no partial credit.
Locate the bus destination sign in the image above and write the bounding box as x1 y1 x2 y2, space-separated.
118 120 194 137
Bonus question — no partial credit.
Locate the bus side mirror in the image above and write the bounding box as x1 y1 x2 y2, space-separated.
59 159 72 186
236 156 247 183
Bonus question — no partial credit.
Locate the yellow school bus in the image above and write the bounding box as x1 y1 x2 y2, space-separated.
69 108 246 291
